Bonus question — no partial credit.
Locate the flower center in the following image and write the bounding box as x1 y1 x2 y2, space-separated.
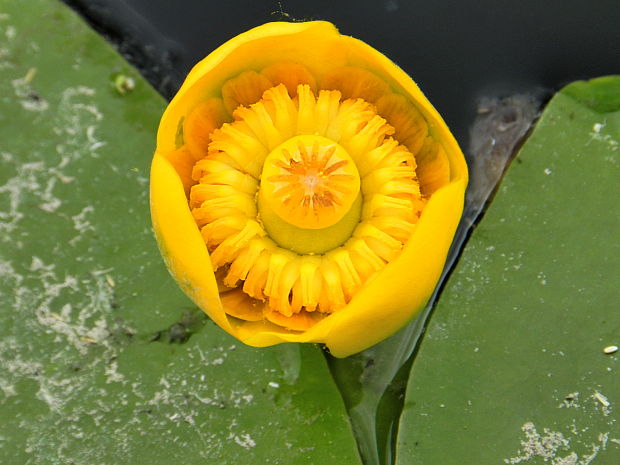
258 135 363 254
260 135 360 229
188 83 426 328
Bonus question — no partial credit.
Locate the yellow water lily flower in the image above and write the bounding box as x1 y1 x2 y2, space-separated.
150 21 468 357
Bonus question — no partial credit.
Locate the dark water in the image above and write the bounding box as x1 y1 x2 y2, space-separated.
64 0 620 148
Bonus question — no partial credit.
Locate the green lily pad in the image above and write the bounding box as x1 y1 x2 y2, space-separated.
396 76 620 464
0 1 360 463
329 86 540 465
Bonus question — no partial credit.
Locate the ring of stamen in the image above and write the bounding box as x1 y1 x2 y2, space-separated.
188 80 426 328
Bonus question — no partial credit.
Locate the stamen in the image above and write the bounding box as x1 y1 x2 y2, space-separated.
342 115 395 157
200 215 248 248
362 194 417 222
233 103 283 151
318 259 346 312
192 192 256 226
243 248 272 300
269 256 300 317
192 167 258 196
296 85 317 135
264 250 296 298
368 216 417 243
314 89 343 137
225 237 272 287
209 122 267 178
324 249 362 299
209 220 266 269
292 256 322 312
347 237 386 273
261 85 298 141
354 223 402 262
325 98 375 142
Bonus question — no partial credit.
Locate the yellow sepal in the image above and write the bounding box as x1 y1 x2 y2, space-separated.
151 21 468 357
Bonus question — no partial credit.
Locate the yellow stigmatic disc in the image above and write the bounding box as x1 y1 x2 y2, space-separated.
259 135 361 230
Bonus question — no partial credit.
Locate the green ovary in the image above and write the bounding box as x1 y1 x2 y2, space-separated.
258 189 362 254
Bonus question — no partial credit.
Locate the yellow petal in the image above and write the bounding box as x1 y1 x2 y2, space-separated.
261 61 318 96
415 137 452 196
322 66 391 103
183 98 227 160
263 309 326 331
375 93 428 156
221 288 265 321
221 71 273 115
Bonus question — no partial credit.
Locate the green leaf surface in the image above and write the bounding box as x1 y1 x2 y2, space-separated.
0 1 361 463
396 77 620 464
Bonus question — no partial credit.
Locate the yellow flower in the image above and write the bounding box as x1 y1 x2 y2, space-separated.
150 21 467 357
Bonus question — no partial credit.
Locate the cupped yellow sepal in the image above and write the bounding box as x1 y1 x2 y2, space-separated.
150 21 468 358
